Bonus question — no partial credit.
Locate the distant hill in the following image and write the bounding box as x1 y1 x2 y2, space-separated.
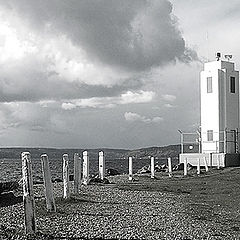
0 144 180 160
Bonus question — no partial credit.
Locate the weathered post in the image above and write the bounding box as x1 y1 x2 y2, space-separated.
129 156 133 181
204 157 209 172
184 158 188 176
197 158 201 175
217 155 220 169
99 151 105 180
82 151 89 185
74 153 81 194
22 152 36 234
63 154 70 199
150 156 155 179
41 154 56 212
168 157 172 177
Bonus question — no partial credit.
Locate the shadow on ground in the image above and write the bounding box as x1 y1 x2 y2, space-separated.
0 192 22 207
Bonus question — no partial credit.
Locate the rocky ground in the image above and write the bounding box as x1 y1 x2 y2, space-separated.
1 168 240 239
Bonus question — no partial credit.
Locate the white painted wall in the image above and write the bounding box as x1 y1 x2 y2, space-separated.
200 60 239 153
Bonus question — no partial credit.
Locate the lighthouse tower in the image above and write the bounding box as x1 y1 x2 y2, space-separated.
200 53 239 154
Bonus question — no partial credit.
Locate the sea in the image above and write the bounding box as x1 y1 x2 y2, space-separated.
0 156 176 183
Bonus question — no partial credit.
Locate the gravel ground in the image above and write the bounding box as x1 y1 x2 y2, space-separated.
1 171 240 239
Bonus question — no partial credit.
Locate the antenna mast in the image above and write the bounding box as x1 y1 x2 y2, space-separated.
206 31 209 62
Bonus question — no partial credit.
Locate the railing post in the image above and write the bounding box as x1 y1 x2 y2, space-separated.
204 157 209 172
41 154 56 212
168 157 172 177
150 157 155 179
197 158 201 175
63 154 70 199
234 129 237 153
129 157 133 181
82 151 89 185
22 152 36 234
217 155 220 169
224 129 227 153
74 153 81 194
184 158 188 176
99 151 105 180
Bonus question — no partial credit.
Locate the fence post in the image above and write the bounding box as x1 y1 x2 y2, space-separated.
99 151 105 180
204 157 209 172
184 158 188 176
22 152 36 234
82 151 89 185
197 158 201 175
74 153 81 194
150 157 155 179
217 155 220 169
41 154 56 212
63 154 70 199
168 157 172 177
129 157 133 181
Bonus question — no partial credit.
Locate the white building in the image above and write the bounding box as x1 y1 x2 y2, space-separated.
200 56 239 154
179 53 240 167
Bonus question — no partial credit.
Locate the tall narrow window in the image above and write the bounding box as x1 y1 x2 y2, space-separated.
230 76 235 93
207 77 212 93
207 130 213 141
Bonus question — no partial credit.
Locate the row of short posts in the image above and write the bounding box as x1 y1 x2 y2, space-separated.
22 151 221 234
128 156 173 180
21 150 105 234
62 150 105 198
128 156 155 181
184 155 221 176
127 154 221 180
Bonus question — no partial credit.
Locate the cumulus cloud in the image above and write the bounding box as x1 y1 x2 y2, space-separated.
62 90 155 109
0 102 68 134
164 103 175 108
0 0 197 104
120 91 155 104
162 94 176 102
124 112 163 123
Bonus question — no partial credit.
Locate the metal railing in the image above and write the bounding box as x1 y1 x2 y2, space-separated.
178 129 239 154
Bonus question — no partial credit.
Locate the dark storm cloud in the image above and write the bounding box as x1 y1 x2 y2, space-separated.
1 0 196 71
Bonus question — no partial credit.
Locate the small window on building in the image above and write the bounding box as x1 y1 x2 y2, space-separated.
207 77 212 93
207 130 213 141
230 76 235 93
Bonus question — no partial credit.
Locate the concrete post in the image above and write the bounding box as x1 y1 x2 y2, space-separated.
99 151 105 180
150 157 155 179
184 158 188 176
82 151 89 185
204 157 209 172
168 157 172 177
41 154 56 212
129 157 133 181
197 158 201 175
63 154 70 199
74 153 81 194
21 152 36 234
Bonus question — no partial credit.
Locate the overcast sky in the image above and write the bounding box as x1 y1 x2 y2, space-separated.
0 0 239 149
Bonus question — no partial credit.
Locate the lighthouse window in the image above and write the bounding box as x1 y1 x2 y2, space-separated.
207 130 213 141
230 76 235 93
207 77 212 93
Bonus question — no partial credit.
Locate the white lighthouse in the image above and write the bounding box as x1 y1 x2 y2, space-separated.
179 53 240 167
200 53 239 154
